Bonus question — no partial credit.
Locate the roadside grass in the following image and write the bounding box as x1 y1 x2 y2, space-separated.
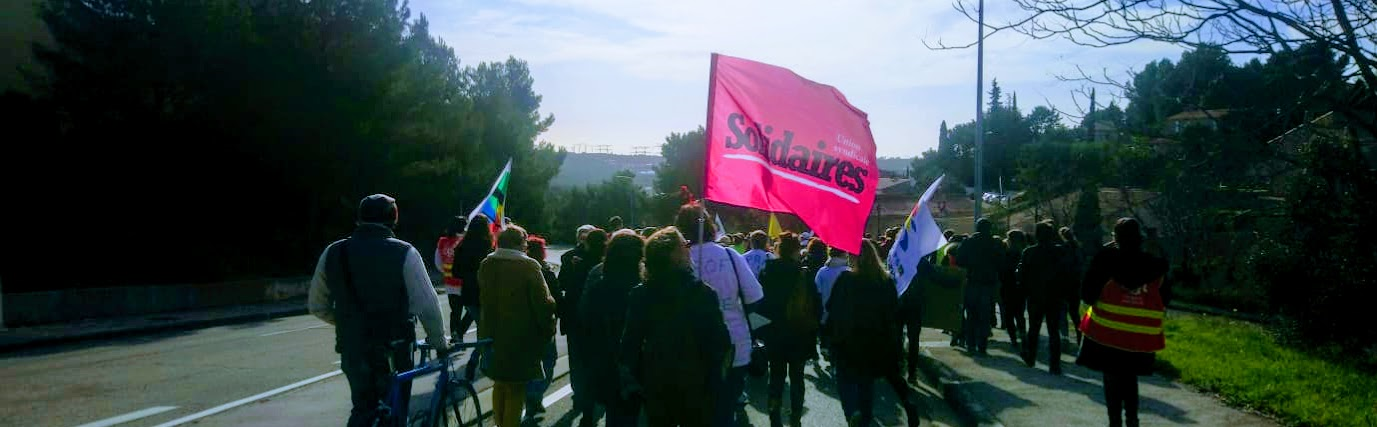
1156 313 1377 427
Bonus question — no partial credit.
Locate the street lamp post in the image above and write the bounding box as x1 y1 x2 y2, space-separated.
973 0 986 223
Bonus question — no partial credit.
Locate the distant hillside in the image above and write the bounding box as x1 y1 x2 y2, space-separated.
877 157 913 175
552 153 913 189
553 153 661 189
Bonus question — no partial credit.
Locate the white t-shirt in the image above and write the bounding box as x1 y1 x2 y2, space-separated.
689 243 765 367
742 249 775 277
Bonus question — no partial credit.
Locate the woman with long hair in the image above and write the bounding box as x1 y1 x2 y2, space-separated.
757 232 820 427
579 230 646 426
827 239 922 427
565 228 608 426
452 214 494 378
619 227 730 426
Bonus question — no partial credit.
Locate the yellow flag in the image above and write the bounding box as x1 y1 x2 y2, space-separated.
768 213 783 239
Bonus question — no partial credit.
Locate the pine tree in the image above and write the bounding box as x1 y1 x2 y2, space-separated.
988 79 1003 113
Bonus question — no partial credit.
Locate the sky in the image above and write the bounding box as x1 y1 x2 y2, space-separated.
409 0 1189 158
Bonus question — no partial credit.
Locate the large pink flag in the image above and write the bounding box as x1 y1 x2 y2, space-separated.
703 53 878 254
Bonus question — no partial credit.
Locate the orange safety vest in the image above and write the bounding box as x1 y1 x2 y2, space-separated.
437 236 462 289
1079 276 1166 352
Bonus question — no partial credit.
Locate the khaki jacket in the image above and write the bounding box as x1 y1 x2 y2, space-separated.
477 248 557 382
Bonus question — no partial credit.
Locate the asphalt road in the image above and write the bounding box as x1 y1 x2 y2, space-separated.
0 245 962 427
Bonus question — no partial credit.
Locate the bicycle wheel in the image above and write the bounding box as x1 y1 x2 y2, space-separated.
407 410 431 427
434 379 482 427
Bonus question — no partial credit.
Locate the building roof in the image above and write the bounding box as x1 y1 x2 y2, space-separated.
1165 109 1230 121
876 178 914 194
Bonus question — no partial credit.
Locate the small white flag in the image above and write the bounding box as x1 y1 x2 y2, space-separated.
886 175 949 296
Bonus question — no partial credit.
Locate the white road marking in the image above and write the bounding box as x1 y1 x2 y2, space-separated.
332 360 341 365
258 325 325 337
150 370 343 427
541 384 573 408
74 406 178 427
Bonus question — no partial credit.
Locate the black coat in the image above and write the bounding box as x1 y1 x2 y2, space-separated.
826 270 901 379
956 232 1005 287
1075 243 1170 375
559 248 600 335
578 264 641 404
1018 243 1070 306
620 269 731 403
757 258 821 363
452 239 492 306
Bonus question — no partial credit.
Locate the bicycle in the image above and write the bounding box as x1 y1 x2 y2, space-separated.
378 338 492 427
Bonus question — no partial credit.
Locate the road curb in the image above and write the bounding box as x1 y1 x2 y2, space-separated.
0 305 308 354
916 348 1005 427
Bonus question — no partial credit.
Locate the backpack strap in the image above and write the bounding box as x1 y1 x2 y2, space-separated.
727 246 760 339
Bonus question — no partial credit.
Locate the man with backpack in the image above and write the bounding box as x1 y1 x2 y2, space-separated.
308 194 448 427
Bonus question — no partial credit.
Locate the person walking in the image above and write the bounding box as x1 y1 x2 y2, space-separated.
620 227 731 427
1060 227 1085 344
1077 218 1170 427
452 214 495 378
802 238 828 273
814 246 850 374
307 194 448 427
743 230 775 277
579 230 647 426
757 233 820 427
675 203 764 426
826 239 922 427
477 225 557 427
956 218 1005 355
1000 230 1029 351
564 228 608 427
436 216 467 340
523 236 560 419
1018 221 1069 374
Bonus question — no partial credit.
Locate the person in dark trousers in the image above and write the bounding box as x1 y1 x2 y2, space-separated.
827 240 923 427
757 233 821 427
523 236 560 419
1000 230 1029 351
579 230 647 426
452 214 495 379
675 203 764 427
899 251 951 384
1078 218 1170 427
619 227 731 427
1018 221 1069 374
1059 227 1085 344
436 216 467 335
307 194 448 427
565 228 608 427
956 218 1004 355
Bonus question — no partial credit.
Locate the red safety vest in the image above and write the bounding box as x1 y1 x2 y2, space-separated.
437 236 462 289
1079 276 1166 352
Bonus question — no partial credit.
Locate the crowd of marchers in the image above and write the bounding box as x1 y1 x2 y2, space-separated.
311 194 1169 427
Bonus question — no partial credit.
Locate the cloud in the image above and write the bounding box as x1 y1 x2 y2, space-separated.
411 0 1189 156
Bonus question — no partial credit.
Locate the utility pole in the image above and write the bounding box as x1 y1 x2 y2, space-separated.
973 0 986 223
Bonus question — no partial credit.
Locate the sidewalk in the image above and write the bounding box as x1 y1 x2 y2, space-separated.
0 297 308 353
914 326 1277 426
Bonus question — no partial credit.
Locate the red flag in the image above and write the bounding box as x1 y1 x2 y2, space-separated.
703 53 878 254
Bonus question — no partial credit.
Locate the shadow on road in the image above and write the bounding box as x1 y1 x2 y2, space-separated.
969 342 1197 425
